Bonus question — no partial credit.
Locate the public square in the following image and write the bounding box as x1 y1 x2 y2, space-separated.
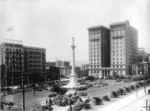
1 0 150 111
3 79 150 111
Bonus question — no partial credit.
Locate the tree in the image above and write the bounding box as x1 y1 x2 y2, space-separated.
112 71 119 79
31 72 45 83
46 66 60 81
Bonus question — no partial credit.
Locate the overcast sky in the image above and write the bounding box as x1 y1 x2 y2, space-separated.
0 0 150 63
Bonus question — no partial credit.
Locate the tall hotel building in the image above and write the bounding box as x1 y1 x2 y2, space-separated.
0 41 46 86
88 20 138 77
88 26 110 77
110 20 138 75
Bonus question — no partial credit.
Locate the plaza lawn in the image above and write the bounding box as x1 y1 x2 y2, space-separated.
77 80 136 99
4 80 136 111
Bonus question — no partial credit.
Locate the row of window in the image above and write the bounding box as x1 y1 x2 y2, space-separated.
6 63 22 67
112 61 123 64
28 56 41 59
91 55 99 57
90 62 100 65
112 65 124 68
28 60 41 64
6 58 23 62
29 64 41 67
90 33 101 39
111 30 125 37
90 59 100 61
28 51 42 55
6 48 22 52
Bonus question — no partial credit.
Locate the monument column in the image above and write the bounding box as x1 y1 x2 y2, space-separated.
63 37 82 93
71 37 76 76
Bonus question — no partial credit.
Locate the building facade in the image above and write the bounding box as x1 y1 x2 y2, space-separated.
0 41 46 86
88 20 138 78
110 20 138 76
23 46 46 83
0 42 24 86
88 25 110 77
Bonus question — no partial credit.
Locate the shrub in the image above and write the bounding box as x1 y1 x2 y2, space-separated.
8 102 14 109
52 85 67 94
146 79 150 84
135 84 140 89
138 82 144 87
148 89 150 94
124 87 130 93
102 95 110 101
118 88 125 95
48 92 57 97
116 79 122 82
78 87 87 91
93 97 103 105
53 95 70 106
130 85 135 91
79 92 87 96
82 102 91 110
42 105 53 111
86 76 95 81
111 91 118 98
85 84 93 88
73 103 83 111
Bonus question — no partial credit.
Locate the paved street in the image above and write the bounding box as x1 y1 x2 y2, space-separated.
120 95 150 111
96 86 150 111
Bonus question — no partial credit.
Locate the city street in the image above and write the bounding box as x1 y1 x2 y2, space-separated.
94 86 150 111
120 95 150 111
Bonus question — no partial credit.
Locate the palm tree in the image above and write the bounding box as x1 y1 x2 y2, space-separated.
102 95 110 101
93 97 103 105
111 91 118 98
118 88 125 95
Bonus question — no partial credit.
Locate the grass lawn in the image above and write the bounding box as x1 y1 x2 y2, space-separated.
86 82 135 98
3 80 137 111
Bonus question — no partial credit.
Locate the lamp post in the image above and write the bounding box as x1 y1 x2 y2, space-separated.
22 72 25 111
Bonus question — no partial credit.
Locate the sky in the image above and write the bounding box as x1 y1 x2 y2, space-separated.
0 0 149 63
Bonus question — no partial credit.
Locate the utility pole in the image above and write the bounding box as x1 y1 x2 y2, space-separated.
143 100 150 111
22 72 25 111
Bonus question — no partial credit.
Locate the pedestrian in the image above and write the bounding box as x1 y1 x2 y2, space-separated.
46 99 48 106
49 97 52 106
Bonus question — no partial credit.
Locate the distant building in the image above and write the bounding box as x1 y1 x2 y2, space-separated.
46 65 60 81
0 41 46 86
81 64 89 70
46 60 71 78
137 48 149 62
80 64 89 77
132 61 150 76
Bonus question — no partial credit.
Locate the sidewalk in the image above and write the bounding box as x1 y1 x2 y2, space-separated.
96 86 150 111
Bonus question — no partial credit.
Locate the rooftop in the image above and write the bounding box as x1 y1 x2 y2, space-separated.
88 25 109 30
109 20 130 27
